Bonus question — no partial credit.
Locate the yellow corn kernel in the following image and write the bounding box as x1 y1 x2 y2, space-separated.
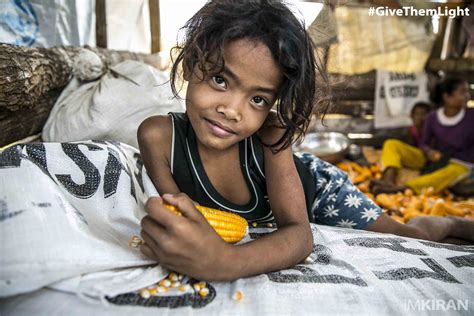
179 284 191 293
252 222 258 228
164 204 248 243
128 235 144 248
232 291 244 301
199 287 210 297
159 279 171 287
139 289 151 299
168 272 179 282
157 286 169 293
148 287 157 296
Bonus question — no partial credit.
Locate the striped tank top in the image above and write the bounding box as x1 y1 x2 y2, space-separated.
169 112 316 223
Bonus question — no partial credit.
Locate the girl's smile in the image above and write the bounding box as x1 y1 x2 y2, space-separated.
204 118 237 138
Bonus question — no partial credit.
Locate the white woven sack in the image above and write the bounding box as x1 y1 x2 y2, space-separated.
0 141 158 297
42 59 184 148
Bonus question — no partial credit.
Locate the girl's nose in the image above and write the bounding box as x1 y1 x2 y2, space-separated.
216 100 243 122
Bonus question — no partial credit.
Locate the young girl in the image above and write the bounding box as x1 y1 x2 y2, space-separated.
137 0 474 282
374 78 473 195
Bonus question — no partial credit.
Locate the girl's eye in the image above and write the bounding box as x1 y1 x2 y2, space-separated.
212 75 227 89
251 96 268 107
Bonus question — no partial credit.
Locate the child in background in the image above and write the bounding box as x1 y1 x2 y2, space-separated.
373 78 473 195
372 102 431 194
138 0 474 281
408 102 431 147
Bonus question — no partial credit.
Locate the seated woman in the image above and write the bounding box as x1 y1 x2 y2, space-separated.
373 77 473 195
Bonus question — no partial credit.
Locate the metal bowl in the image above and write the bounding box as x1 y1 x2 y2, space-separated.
294 132 350 163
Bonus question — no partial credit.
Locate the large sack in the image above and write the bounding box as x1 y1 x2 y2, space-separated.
0 141 158 297
42 57 184 149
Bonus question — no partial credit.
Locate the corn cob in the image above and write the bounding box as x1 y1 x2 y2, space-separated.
164 204 248 243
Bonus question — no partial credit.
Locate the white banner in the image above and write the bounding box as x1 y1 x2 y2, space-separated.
374 71 429 129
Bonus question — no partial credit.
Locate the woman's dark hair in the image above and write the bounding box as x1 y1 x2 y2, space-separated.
170 0 327 152
430 77 467 107
410 101 431 116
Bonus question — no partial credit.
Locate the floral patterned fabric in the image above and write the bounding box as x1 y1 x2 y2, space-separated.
297 152 383 230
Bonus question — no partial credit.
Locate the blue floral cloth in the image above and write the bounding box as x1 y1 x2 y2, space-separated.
296 152 383 230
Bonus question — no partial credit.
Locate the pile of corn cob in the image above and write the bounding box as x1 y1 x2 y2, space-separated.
337 161 474 224
374 188 474 223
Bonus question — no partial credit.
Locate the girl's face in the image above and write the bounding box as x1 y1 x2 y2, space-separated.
443 82 470 109
184 38 283 152
411 107 429 127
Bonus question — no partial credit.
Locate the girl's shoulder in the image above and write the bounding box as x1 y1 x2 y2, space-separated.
137 114 173 149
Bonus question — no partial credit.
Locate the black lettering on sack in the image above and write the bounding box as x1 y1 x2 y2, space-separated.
418 241 474 253
103 147 136 201
344 237 428 255
268 243 366 286
55 143 101 199
310 244 361 274
0 144 25 168
374 258 460 283
267 265 367 286
133 153 145 193
0 144 55 181
447 254 474 268
0 199 25 221
106 279 215 308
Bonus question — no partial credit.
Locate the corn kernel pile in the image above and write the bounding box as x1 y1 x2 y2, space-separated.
135 272 210 299
337 161 474 224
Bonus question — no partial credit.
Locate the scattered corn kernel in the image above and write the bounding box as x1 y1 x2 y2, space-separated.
169 272 179 281
193 283 202 292
170 281 181 288
198 281 207 288
304 256 314 264
139 289 150 299
148 287 157 295
199 287 210 297
157 286 169 293
159 279 171 287
128 236 144 248
252 222 258 228
232 291 244 301
179 284 191 293
177 273 184 281
266 223 273 228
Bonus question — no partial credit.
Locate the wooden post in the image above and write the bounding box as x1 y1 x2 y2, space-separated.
149 0 161 53
96 0 107 48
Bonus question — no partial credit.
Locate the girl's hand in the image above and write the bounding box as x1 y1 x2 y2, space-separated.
426 149 442 162
139 193 233 280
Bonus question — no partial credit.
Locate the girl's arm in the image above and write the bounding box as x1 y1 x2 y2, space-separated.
223 123 314 278
137 115 181 195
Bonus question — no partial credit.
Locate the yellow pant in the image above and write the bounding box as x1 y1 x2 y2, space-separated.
381 139 469 194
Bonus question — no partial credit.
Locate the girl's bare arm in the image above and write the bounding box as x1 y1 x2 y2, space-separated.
137 115 181 195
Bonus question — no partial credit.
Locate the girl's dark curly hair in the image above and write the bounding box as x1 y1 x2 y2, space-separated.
430 77 467 107
170 0 325 152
